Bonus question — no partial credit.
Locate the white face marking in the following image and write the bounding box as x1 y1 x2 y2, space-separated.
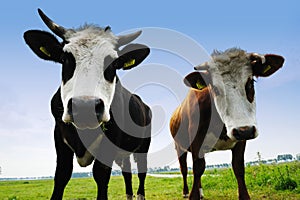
60 27 119 125
208 49 259 140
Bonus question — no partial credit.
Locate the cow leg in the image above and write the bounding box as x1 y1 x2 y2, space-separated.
93 159 114 200
134 153 147 200
51 125 74 200
117 156 134 199
188 122 206 200
231 141 250 200
176 145 189 198
189 156 205 200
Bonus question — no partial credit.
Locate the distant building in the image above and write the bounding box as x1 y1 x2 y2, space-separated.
277 154 293 162
265 159 277 164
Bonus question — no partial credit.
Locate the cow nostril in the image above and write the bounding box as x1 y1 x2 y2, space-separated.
232 128 241 140
250 126 256 138
95 99 104 120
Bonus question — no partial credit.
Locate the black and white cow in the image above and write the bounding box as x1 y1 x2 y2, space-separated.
24 9 151 200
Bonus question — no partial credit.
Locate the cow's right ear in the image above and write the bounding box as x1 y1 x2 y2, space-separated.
117 44 150 70
23 30 64 63
183 71 210 90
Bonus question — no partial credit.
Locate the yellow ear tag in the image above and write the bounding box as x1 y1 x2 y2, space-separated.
40 46 51 57
196 80 205 90
263 65 272 74
123 59 136 68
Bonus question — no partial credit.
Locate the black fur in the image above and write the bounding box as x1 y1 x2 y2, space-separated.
50 79 151 200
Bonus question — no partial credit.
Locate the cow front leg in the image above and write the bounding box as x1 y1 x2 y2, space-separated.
231 141 250 200
116 156 134 199
134 153 148 200
93 160 113 200
189 157 205 200
188 122 206 200
123 169 133 200
51 126 74 200
176 146 189 198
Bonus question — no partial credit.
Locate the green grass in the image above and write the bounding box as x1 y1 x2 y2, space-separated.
0 162 299 199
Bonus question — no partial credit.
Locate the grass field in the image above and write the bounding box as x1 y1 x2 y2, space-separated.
1 162 299 200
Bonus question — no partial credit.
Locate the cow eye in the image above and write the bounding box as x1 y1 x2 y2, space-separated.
245 78 255 103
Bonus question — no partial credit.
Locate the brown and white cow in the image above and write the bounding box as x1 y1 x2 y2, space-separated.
170 48 284 199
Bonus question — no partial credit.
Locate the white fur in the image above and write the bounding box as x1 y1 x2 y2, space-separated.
200 188 204 198
207 48 259 140
61 26 119 125
136 194 145 200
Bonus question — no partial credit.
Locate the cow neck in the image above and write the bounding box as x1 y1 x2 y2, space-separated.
101 76 125 132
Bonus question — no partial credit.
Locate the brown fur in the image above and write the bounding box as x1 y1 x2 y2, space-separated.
170 87 250 200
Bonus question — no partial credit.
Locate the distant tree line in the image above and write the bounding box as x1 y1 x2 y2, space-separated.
0 153 298 180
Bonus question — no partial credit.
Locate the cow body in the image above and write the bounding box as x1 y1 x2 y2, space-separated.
170 87 244 199
24 9 151 200
51 81 151 200
170 48 284 199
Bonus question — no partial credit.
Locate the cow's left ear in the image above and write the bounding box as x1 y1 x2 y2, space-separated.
251 54 284 77
117 44 150 70
23 30 64 63
184 71 211 90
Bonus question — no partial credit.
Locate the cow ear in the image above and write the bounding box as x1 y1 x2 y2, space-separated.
117 44 150 70
24 30 64 63
184 71 210 90
251 54 284 77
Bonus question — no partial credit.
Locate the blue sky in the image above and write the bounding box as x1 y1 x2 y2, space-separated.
0 0 299 177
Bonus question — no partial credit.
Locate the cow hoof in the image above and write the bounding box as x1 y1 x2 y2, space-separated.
183 194 189 198
136 194 145 200
126 194 134 200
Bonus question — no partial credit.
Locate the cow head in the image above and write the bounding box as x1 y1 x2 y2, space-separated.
24 9 150 129
184 48 284 141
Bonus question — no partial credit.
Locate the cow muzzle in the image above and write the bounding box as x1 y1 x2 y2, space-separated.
232 126 256 140
66 96 104 129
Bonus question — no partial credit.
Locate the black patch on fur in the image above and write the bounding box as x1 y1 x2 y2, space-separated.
62 52 76 84
245 78 255 103
104 55 117 83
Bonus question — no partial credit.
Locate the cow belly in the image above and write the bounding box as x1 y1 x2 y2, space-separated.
202 132 237 153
